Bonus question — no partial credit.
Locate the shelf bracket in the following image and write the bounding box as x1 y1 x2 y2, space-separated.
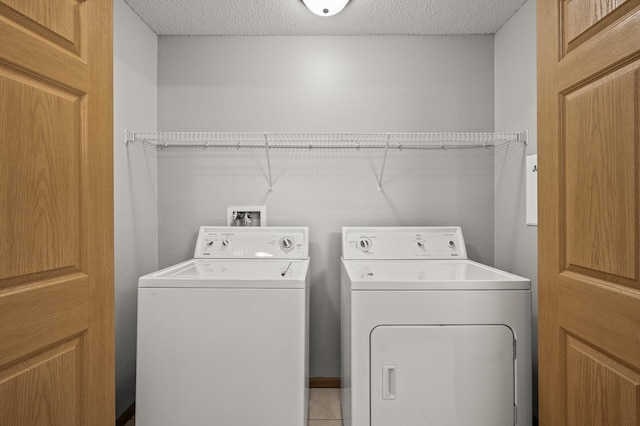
264 133 274 192
377 134 391 192
519 129 528 145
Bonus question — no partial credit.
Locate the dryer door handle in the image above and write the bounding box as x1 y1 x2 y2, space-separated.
382 365 396 400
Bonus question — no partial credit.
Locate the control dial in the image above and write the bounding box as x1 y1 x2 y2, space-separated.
415 240 426 250
280 236 295 251
448 240 456 248
357 237 372 252
221 239 230 248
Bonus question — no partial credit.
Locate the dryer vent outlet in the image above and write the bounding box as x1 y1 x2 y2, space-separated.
227 205 266 227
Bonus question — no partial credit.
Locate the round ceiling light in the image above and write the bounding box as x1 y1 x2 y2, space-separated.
301 0 350 17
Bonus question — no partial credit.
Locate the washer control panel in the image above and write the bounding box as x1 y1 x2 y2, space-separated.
342 227 466 260
195 226 309 259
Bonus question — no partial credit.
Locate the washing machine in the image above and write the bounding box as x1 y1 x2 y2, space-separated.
136 226 310 426
341 226 531 426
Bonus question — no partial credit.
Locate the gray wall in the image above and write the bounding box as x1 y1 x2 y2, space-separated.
157 36 496 377
113 0 158 417
494 0 538 416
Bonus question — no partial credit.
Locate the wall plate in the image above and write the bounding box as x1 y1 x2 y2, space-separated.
526 154 537 226
227 205 266 226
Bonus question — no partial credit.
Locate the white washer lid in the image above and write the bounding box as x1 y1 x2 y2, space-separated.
139 259 309 289
341 259 530 290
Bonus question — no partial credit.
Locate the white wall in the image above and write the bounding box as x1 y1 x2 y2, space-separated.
157 36 496 377
494 0 538 417
113 0 158 417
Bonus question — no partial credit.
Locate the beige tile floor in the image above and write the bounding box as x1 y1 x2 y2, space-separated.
308 388 342 425
124 388 342 426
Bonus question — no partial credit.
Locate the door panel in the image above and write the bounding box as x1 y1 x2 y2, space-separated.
0 0 82 53
0 338 84 426
562 0 634 53
557 2 640 91
0 67 82 282
538 0 640 425
0 275 89 366
370 325 514 426
0 9 88 91
0 0 113 425
563 64 638 284
559 274 640 368
565 335 640 426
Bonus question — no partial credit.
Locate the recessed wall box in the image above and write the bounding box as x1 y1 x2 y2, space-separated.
227 205 266 226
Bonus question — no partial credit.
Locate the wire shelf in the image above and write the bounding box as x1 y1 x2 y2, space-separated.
127 131 526 149
125 130 527 192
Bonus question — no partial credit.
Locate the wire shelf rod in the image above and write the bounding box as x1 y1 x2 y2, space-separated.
125 131 527 148
125 143 513 150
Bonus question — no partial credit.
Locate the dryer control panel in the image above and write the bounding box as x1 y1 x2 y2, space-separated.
342 227 466 260
195 226 309 259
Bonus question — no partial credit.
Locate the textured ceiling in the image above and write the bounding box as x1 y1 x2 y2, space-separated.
124 0 528 36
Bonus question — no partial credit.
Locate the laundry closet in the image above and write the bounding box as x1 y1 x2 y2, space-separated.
113 0 538 423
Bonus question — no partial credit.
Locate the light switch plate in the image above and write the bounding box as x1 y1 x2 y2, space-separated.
526 154 537 226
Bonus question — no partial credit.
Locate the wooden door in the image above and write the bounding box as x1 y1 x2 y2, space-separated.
0 1 114 425
538 1 640 425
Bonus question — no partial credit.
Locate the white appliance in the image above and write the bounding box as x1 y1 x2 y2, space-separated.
136 226 310 426
341 227 531 426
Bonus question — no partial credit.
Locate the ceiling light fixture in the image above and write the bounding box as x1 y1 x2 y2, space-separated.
301 0 350 17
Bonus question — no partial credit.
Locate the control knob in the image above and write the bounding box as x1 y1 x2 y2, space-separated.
357 237 372 252
221 239 230 247
280 237 294 251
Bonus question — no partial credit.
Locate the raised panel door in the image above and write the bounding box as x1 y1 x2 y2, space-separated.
538 0 640 424
0 1 113 425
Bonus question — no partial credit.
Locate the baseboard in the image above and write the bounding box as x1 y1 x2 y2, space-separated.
116 402 135 426
310 377 340 388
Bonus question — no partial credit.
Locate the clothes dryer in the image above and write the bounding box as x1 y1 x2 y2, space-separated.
341 227 531 426
136 226 309 426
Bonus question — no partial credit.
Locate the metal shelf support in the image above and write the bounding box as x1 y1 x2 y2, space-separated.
377 134 391 192
264 133 274 192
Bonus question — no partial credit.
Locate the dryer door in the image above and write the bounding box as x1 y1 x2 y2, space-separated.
370 325 515 426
